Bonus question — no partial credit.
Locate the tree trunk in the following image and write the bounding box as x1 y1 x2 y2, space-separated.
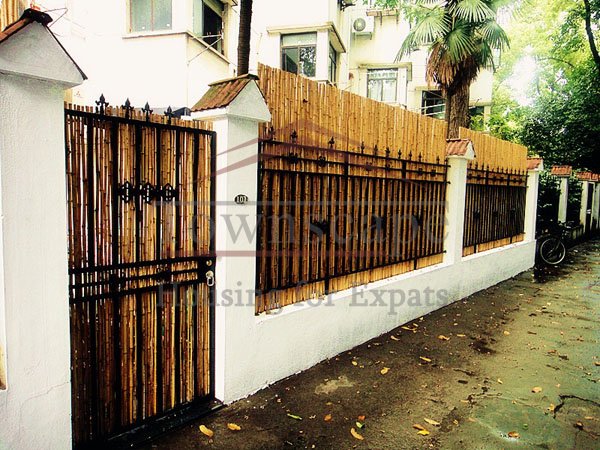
237 0 253 76
447 81 470 139
583 0 600 79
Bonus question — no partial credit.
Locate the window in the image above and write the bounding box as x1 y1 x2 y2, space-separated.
281 33 317 78
367 69 398 103
421 90 445 118
329 45 338 83
193 0 224 53
130 0 172 32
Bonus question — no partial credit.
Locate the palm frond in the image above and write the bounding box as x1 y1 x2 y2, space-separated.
396 4 448 60
449 0 495 22
478 19 510 50
444 21 478 63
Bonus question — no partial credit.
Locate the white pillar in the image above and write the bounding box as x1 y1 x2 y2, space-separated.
579 181 590 231
593 182 600 231
558 177 569 223
524 163 542 243
192 79 270 403
0 12 85 449
443 144 475 264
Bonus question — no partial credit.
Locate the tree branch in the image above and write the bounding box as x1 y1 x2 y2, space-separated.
583 0 600 78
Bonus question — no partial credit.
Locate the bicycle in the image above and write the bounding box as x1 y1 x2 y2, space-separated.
536 221 572 266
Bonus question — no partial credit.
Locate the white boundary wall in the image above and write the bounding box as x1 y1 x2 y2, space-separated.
194 82 540 404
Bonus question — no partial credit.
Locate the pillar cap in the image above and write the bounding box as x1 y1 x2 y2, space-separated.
527 157 544 172
191 75 271 123
446 139 475 160
550 165 572 177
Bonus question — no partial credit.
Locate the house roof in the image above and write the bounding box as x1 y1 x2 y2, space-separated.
550 165 572 177
592 173 600 182
446 138 474 157
191 74 260 112
527 157 543 170
0 8 87 80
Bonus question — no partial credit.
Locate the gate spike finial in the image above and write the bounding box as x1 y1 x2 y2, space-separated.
95 93 109 115
142 102 153 121
122 98 134 118
164 106 175 124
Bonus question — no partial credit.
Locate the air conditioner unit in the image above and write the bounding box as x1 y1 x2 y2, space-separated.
352 14 375 36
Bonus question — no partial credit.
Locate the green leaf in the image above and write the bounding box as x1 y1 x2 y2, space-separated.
287 413 303 420
450 0 496 22
356 421 365 429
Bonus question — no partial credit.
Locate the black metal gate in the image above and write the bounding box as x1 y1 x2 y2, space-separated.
65 102 216 447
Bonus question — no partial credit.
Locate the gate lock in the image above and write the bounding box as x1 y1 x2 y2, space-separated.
205 270 215 287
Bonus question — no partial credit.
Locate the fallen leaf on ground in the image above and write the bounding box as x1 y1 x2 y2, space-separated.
424 418 440 426
358 415 366 421
508 431 520 439
548 404 556 412
356 421 365 429
438 335 450 341
390 335 400 341
532 387 543 393
287 413 303 420
497 379 503 384
324 414 332 422
227 423 241 431
420 356 432 363
503 331 511 336
352 361 358 366
574 421 584 429
413 424 426 431
350 427 364 440
456 334 466 337
417 429 430 436
595 361 600 366
380 367 390 375
199 425 214 437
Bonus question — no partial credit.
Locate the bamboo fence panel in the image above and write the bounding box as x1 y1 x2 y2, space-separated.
255 141 448 314
65 103 213 446
462 167 528 256
257 64 448 164
0 0 26 31
459 127 529 172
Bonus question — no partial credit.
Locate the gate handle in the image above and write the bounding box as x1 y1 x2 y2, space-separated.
205 270 215 287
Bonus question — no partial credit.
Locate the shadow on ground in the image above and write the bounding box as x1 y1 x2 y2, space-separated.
143 238 600 449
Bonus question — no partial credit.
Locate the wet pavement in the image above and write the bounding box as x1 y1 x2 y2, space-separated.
144 238 600 449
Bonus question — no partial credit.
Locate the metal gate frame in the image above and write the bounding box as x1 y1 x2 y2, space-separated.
65 105 219 448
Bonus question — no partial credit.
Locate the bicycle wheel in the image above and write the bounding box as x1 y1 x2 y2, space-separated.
538 237 566 265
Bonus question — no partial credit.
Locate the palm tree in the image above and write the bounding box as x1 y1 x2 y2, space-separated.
396 0 510 138
237 0 253 76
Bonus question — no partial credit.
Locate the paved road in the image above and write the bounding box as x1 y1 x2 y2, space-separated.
146 238 600 449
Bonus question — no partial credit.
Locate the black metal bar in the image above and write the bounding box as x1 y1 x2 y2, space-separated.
175 132 181 257
85 117 100 439
174 285 181 404
110 119 122 430
65 108 213 136
134 124 144 424
260 140 448 168
154 128 164 415
69 255 214 275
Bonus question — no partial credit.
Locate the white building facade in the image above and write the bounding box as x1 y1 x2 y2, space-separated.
23 0 493 117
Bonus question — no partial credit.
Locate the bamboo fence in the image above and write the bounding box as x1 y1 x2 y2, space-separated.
0 0 27 31
257 64 448 164
459 127 529 172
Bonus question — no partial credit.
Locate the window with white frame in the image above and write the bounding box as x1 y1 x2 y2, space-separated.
329 45 338 84
421 90 445 118
367 69 398 103
281 33 317 78
193 0 224 53
130 0 172 32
